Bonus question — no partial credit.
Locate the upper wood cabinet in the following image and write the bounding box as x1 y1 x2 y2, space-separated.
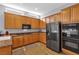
40 18 46 29
5 12 22 29
49 15 56 22
48 13 62 23
71 4 79 23
32 18 40 29
61 7 71 24
56 13 62 22
5 12 39 29
5 12 15 29
45 17 50 23
14 15 22 28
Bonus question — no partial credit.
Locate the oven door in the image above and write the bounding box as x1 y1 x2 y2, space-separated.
63 39 79 54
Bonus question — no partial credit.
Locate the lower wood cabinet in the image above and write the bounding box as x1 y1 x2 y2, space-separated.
0 46 12 55
32 33 39 43
39 33 46 44
12 33 40 49
23 34 32 45
12 36 23 48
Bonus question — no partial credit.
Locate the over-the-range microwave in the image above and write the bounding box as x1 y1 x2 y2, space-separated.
22 24 31 29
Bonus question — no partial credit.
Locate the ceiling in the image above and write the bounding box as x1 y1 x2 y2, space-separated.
2 3 75 18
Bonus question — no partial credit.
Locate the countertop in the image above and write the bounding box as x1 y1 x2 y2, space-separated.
0 36 12 47
0 31 46 47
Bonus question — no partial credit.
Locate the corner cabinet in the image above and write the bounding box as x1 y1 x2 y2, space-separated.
39 33 46 44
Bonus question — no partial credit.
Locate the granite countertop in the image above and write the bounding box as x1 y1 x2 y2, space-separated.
0 36 12 47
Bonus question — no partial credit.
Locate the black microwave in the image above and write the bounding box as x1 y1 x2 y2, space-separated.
22 24 31 29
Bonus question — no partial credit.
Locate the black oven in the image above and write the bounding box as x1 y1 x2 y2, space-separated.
62 23 79 54
63 38 79 53
22 24 31 29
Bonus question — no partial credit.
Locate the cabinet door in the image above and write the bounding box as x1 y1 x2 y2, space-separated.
5 12 15 29
50 15 56 22
23 35 30 45
32 33 39 42
12 36 23 48
71 4 79 23
14 15 22 28
21 16 27 24
28 34 33 44
39 33 46 44
40 20 46 29
56 13 62 22
61 7 71 24
36 20 40 29
32 18 40 29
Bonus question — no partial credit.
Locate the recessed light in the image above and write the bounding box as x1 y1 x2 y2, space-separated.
35 8 38 10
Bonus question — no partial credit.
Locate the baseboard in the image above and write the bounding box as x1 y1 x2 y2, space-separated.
62 48 78 55
39 41 46 45
12 41 39 49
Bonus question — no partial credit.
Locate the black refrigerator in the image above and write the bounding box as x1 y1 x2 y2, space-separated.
46 22 61 52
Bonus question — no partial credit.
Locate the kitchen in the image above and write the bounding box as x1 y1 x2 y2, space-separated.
0 3 79 55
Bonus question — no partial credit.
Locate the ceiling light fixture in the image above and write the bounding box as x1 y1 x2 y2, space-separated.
35 8 38 10
2 4 42 16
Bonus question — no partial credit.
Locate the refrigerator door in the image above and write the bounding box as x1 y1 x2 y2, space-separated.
46 23 51 33
48 22 61 52
46 23 51 48
46 23 51 40
50 22 59 33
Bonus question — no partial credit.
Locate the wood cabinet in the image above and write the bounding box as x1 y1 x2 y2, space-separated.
5 12 40 29
12 36 23 48
23 34 32 45
14 15 22 28
39 33 46 44
0 46 12 55
5 12 22 29
56 13 62 22
5 12 15 28
40 20 46 29
71 4 79 23
49 15 55 22
24 33 39 45
61 7 71 24
23 35 29 45
32 33 39 43
50 13 62 23
22 16 32 24
32 18 40 29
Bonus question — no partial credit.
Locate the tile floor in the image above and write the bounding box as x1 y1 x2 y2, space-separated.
12 42 64 55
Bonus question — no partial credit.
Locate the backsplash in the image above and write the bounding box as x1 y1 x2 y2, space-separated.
4 29 41 34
